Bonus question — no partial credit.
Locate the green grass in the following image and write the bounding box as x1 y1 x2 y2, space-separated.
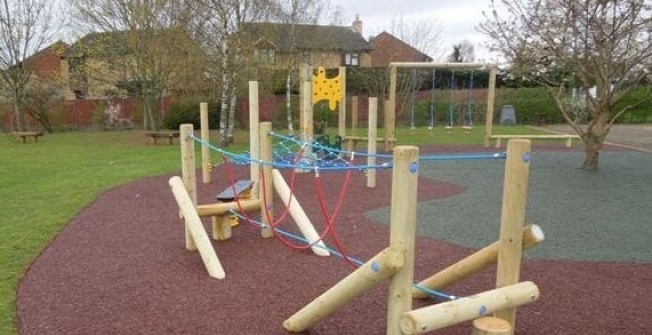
0 125 538 334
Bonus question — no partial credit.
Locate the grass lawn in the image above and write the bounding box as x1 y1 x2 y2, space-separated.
0 125 543 334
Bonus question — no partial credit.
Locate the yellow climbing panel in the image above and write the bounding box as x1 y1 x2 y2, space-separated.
312 67 342 112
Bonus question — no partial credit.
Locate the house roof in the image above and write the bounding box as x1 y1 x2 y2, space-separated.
65 31 132 58
241 22 372 52
369 31 432 66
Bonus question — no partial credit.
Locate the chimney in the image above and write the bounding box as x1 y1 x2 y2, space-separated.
352 14 362 35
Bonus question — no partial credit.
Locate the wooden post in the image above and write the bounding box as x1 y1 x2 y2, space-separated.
400 281 539 335
484 66 497 147
299 64 309 135
494 139 531 331
180 124 197 251
169 176 225 279
283 247 404 333
351 96 359 136
367 97 378 188
387 145 419 335
272 169 329 256
249 81 260 198
412 224 544 299
301 81 313 140
200 102 211 183
259 122 274 238
387 66 397 151
338 66 346 138
472 317 513 335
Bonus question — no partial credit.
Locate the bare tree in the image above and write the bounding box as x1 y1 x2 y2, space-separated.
448 40 475 63
0 0 65 131
479 0 651 170
68 0 195 131
189 0 275 146
389 14 444 61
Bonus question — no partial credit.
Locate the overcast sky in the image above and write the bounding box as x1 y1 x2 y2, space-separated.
330 0 497 61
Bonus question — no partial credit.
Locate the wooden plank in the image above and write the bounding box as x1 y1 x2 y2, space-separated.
180 124 197 250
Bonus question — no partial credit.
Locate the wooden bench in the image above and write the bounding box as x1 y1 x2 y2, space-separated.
145 131 180 145
12 131 43 143
491 134 580 148
343 136 397 152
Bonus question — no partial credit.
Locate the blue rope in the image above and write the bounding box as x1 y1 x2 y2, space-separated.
228 210 458 300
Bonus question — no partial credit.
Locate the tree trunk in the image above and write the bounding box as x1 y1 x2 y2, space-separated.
582 135 602 170
13 99 24 131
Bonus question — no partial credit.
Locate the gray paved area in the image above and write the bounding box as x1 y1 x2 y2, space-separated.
367 149 652 263
541 123 652 152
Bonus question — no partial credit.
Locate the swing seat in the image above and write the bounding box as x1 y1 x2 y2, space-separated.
216 180 254 202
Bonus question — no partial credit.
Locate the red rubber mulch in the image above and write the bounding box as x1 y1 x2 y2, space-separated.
16 145 652 335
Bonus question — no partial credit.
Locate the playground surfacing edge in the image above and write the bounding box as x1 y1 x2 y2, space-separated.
16 144 652 335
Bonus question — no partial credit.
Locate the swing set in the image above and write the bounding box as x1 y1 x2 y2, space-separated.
407 66 486 131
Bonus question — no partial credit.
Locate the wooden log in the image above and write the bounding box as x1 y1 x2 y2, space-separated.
249 81 260 198
352 96 359 135
367 97 377 188
283 247 404 333
338 66 346 138
259 122 274 238
169 176 225 279
400 281 539 335
196 199 261 216
390 62 491 69
272 169 329 256
200 102 211 183
387 146 420 335
484 66 497 147
211 215 231 241
472 317 512 335
180 124 197 251
495 139 531 331
387 66 397 151
412 224 544 299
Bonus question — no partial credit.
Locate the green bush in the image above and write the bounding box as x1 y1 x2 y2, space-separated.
614 87 652 123
162 99 221 130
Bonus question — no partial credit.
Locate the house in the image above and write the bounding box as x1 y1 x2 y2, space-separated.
369 31 433 66
240 18 373 68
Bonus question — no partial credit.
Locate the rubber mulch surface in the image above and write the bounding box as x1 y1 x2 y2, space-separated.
17 145 652 335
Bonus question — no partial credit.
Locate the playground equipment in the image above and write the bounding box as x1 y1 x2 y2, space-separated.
388 62 498 150
284 139 541 335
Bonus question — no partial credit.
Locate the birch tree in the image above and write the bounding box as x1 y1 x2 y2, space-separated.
479 0 651 170
0 0 65 131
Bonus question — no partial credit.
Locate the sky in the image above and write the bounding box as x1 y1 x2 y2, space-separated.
330 0 497 61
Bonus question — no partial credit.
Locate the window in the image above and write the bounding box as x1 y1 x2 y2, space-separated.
344 52 360 66
255 49 276 64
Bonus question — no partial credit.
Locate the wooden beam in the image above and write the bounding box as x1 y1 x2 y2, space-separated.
412 224 544 299
494 139 531 331
200 102 211 183
400 281 539 335
390 62 492 69
367 97 377 188
249 81 260 198
283 247 403 333
180 124 197 251
387 146 420 335
196 199 262 217
259 122 274 238
272 169 329 256
169 176 225 279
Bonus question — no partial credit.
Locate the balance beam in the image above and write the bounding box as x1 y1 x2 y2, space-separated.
169 176 225 279
12 131 43 143
401 281 540 335
491 134 579 148
283 247 403 333
413 224 544 299
343 136 397 151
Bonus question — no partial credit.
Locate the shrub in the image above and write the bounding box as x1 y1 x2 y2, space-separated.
162 99 220 130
